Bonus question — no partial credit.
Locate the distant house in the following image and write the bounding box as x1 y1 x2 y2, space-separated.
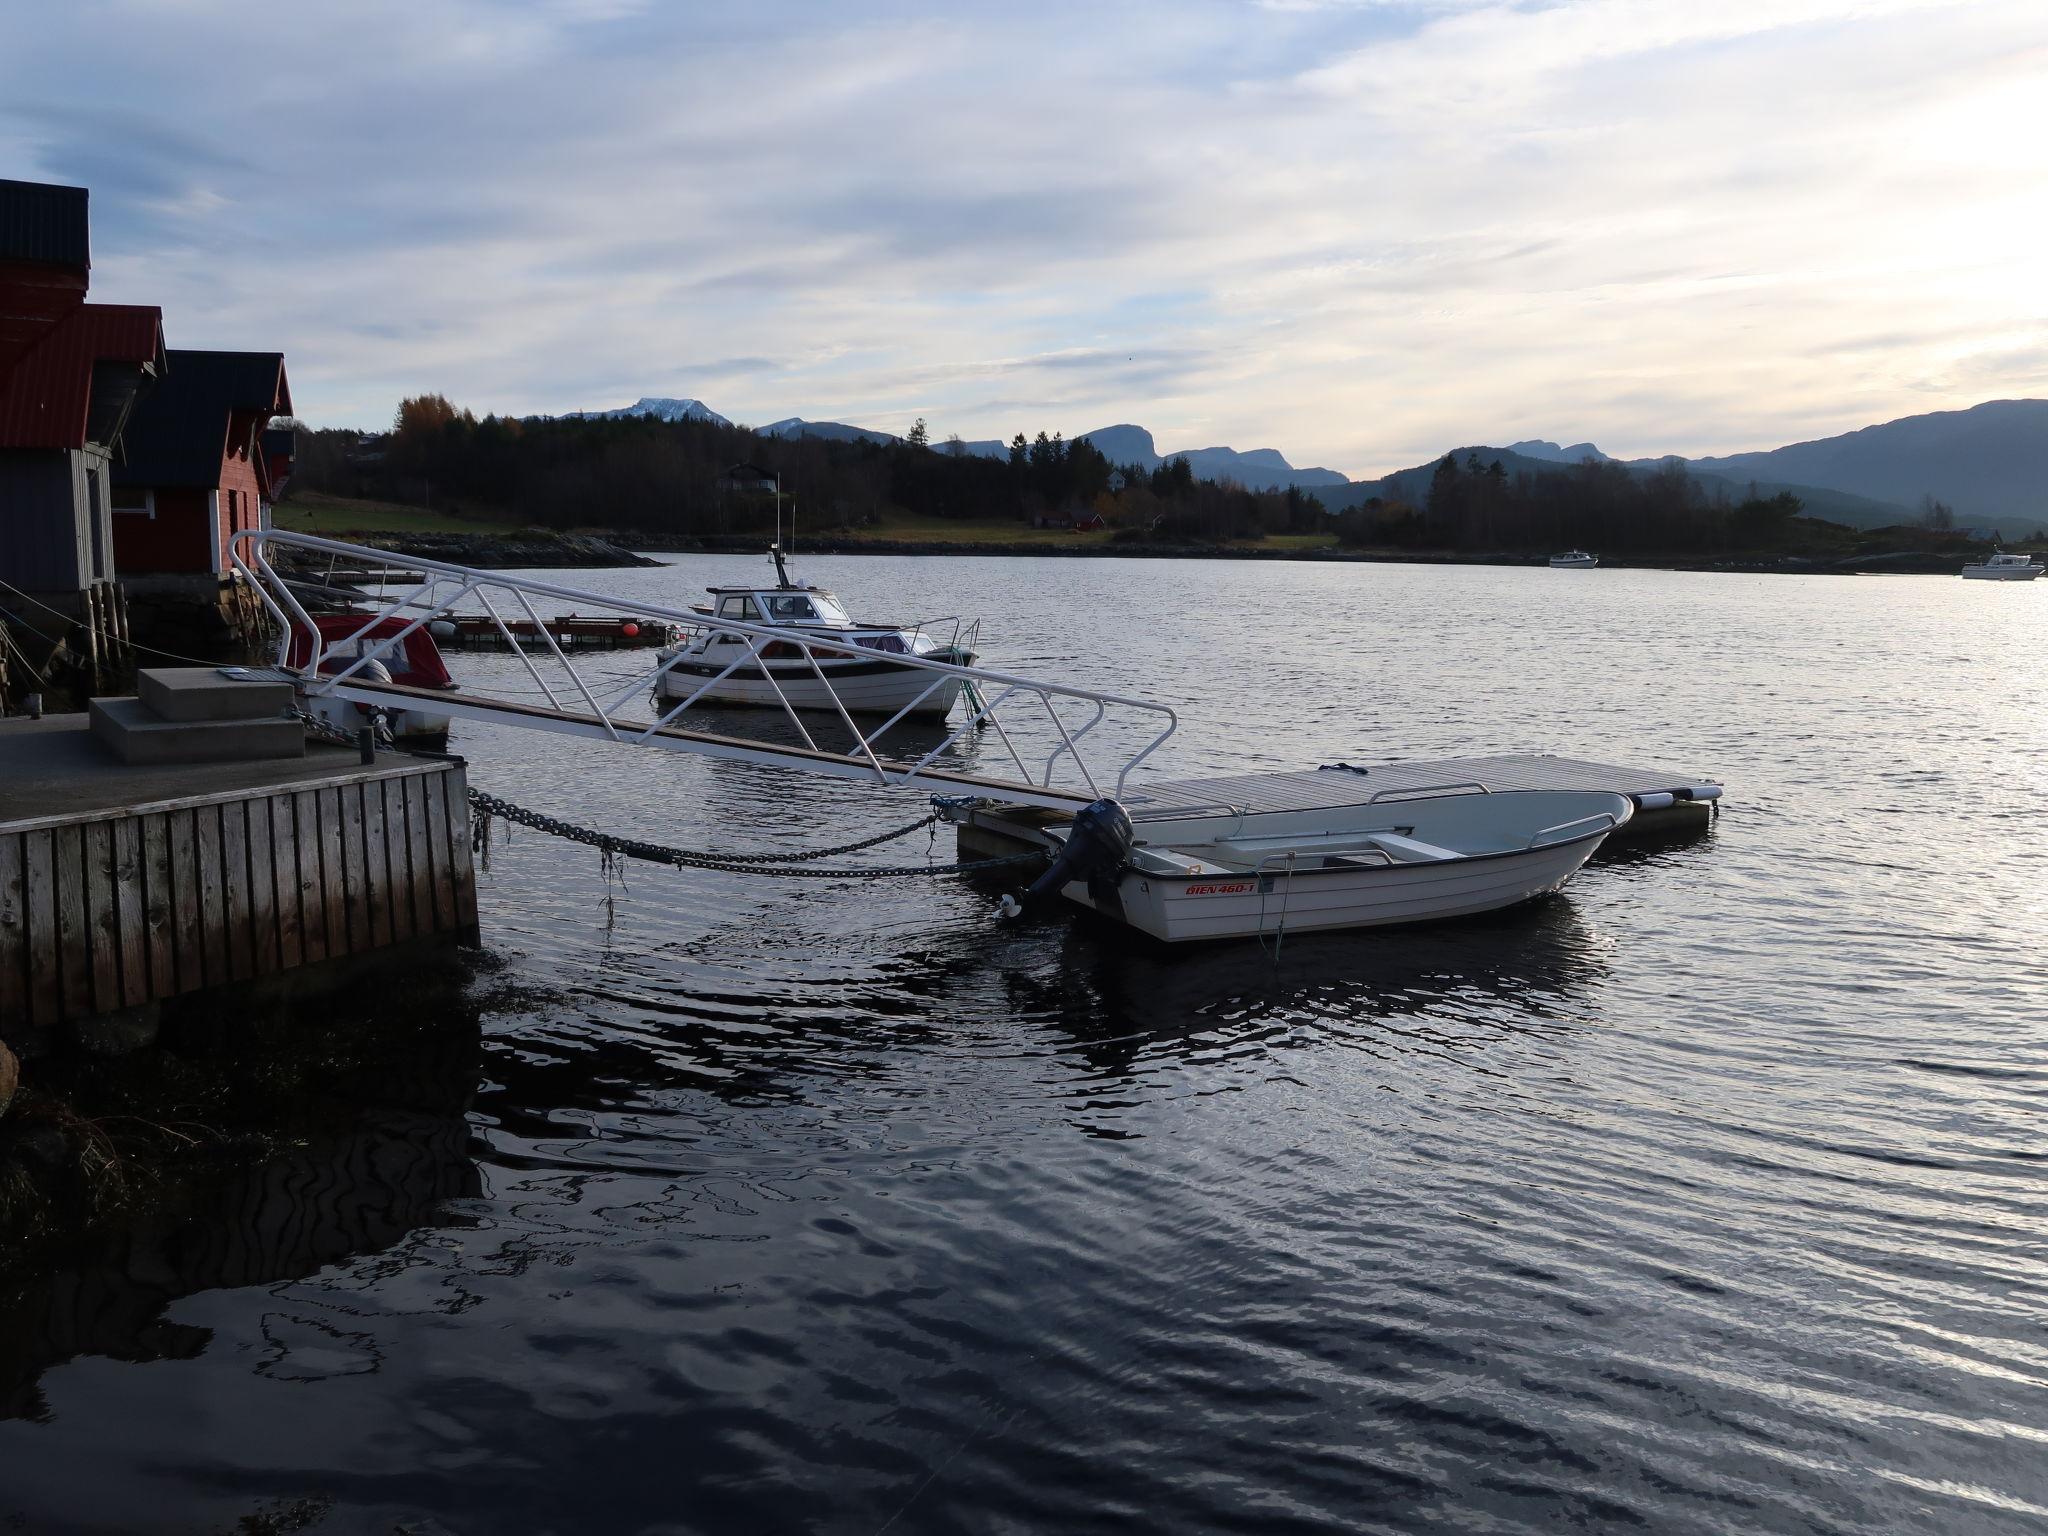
111 350 292 582
718 461 778 495
0 178 166 606
1073 512 1106 533
1106 470 1126 494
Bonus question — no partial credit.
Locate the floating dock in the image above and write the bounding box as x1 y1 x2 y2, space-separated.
0 710 477 1045
954 754 1721 862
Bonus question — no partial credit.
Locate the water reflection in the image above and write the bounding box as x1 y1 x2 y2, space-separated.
0 998 486 1422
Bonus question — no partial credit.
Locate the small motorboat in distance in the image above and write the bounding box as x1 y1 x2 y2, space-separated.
1549 550 1600 568
1026 786 1634 943
1960 550 2044 580
654 548 979 717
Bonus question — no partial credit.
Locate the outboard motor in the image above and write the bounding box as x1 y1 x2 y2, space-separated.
1000 798 1134 922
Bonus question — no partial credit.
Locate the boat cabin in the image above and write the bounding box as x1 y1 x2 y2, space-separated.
705 582 857 629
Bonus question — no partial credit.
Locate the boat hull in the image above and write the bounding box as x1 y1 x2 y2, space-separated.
654 657 967 717
1960 566 2042 580
1063 832 1608 942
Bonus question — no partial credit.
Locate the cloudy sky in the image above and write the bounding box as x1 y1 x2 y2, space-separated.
3 0 2043 475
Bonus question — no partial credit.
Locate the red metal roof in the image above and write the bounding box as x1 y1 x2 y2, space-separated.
0 301 165 450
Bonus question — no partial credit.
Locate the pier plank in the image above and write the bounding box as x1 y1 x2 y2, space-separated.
362 777 392 949
82 820 120 1014
112 818 147 1008
247 793 278 976
422 769 457 933
140 813 175 998
168 809 204 993
383 778 415 942
317 786 350 958
403 776 436 938
446 768 477 934
0 834 25 1029
271 794 303 970
221 800 254 983
53 824 90 1017
293 790 327 965
195 804 229 988
24 830 58 1026
339 782 371 955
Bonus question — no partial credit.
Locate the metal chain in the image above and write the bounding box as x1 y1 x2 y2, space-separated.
466 788 1044 879
288 704 1041 879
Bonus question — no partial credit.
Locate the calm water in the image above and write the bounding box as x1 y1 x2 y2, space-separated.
6 556 2048 1535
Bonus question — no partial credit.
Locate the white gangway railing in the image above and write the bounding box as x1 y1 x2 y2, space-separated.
229 529 1177 813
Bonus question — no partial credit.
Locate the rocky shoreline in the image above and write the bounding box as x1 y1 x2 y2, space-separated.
331 529 665 569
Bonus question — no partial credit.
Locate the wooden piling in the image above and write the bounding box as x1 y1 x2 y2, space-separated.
0 757 477 1036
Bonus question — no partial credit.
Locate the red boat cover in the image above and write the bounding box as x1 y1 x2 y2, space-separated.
287 615 455 689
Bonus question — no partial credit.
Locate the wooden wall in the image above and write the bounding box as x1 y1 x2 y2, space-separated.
0 759 477 1035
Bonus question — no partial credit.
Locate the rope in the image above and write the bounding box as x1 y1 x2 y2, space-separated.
466 788 1044 880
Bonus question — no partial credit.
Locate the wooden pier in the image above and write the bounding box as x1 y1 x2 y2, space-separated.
0 715 477 1040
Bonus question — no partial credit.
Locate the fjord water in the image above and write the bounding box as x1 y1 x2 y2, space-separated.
6 556 2048 1535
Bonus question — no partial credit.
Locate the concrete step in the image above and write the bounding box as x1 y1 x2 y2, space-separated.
89 696 305 766
137 666 296 723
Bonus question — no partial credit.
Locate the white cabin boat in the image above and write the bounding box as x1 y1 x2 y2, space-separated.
1959 551 2044 580
1024 786 1633 943
654 551 978 717
1549 551 1599 569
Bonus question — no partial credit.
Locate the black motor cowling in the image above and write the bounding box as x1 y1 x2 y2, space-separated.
1011 798 1133 919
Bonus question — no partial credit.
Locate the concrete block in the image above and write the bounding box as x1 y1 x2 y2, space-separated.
90 696 304 765
137 666 295 723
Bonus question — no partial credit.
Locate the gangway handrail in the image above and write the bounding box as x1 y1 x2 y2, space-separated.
229 528 1178 811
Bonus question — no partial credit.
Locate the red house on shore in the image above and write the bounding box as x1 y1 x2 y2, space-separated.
0 179 165 604
112 350 292 583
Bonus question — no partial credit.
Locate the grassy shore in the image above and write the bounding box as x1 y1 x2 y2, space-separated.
274 492 520 536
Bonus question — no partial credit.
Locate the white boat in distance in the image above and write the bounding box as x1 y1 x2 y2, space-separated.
654 549 978 717
1960 551 2044 580
1028 785 1633 943
1549 550 1600 568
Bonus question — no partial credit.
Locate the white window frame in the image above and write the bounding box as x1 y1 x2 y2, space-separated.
111 487 155 518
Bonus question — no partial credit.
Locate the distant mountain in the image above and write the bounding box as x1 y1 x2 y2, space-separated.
760 416 898 447
1077 424 1348 492
1323 445 1923 529
576 396 731 426
1631 399 2048 527
1507 439 1612 464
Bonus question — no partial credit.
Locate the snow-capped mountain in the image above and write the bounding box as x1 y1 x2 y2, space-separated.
575 397 732 425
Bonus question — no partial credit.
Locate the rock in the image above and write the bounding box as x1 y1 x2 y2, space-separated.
0 1040 16 1119
72 1003 161 1058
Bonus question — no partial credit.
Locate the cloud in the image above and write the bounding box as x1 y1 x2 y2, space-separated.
3 0 2043 471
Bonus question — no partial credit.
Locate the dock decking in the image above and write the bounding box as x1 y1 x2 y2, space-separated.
0 717 478 1038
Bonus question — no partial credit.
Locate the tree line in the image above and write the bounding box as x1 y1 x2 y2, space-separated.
289 396 1328 542
1332 452 1809 555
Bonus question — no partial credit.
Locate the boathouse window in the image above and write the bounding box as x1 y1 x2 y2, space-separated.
111 486 154 517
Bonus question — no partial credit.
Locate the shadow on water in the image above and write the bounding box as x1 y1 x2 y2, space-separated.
0 982 492 1424
1009 895 1611 1077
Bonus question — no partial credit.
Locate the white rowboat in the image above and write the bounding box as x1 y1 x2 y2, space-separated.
1033 786 1634 943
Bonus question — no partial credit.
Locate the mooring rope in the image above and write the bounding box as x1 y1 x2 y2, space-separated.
465 789 1044 880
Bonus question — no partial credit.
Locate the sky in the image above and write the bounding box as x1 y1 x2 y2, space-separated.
2 0 2044 477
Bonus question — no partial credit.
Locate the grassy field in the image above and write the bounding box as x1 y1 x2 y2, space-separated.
275 492 520 535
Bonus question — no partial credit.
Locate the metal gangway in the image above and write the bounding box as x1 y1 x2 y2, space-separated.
229 529 1177 813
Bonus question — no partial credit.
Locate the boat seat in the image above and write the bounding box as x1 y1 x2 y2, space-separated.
1364 832 1460 863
